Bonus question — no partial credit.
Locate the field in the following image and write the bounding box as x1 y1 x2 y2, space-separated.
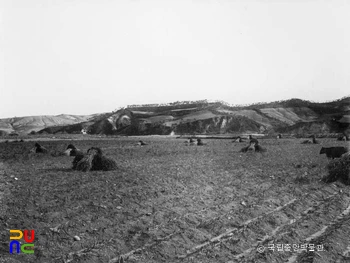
0 136 350 263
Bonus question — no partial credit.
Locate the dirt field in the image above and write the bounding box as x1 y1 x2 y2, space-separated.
0 136 350 263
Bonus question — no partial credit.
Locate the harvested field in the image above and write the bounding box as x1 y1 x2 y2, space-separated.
0 137 350 262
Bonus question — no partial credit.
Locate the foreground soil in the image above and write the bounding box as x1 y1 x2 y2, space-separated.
0 137 350 263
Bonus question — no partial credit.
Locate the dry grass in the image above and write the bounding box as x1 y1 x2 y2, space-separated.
1 137 350 262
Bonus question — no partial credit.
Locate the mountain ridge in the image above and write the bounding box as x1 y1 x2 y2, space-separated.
1 97 349 136
0 114 96 135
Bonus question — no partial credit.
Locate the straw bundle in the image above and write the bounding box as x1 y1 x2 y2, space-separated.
73 147 117 172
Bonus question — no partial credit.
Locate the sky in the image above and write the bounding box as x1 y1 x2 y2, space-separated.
0 0 349 118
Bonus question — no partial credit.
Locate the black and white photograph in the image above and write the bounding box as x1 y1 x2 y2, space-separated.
1 0 350 262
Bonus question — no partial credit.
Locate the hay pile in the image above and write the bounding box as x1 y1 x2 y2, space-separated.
240 141 266 153
240 143 254 152
32 143 48 153
323 152 350 185
72 154 85 170
301 140 312 144
254 143 266 152
248 135 258 144
64 144 83 156
234 136 243 142
137 140 147 146
72 147 117 172
197 139 206 146
337 134 349 141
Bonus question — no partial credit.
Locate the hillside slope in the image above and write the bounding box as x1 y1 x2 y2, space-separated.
33 97 350 136
0 114 95 135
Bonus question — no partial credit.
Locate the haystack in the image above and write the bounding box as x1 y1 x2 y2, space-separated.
254 142 266 152
301 139 312 144
67 144 76 150
233 136 243 142
323 152 350 185
249 135 259 144
197 139 206 146
337 133 349 141
32 143 48 153
240 143 254 153
72 154 85 170
64 144 83 156
189 140 197 146
73 147 117 172
320 147 348 159
138 140 147 146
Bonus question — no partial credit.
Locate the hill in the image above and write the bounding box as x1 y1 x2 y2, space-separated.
0 114 95 135
31 97 350 136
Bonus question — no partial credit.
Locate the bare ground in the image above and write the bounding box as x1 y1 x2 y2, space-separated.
0 137 350 263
